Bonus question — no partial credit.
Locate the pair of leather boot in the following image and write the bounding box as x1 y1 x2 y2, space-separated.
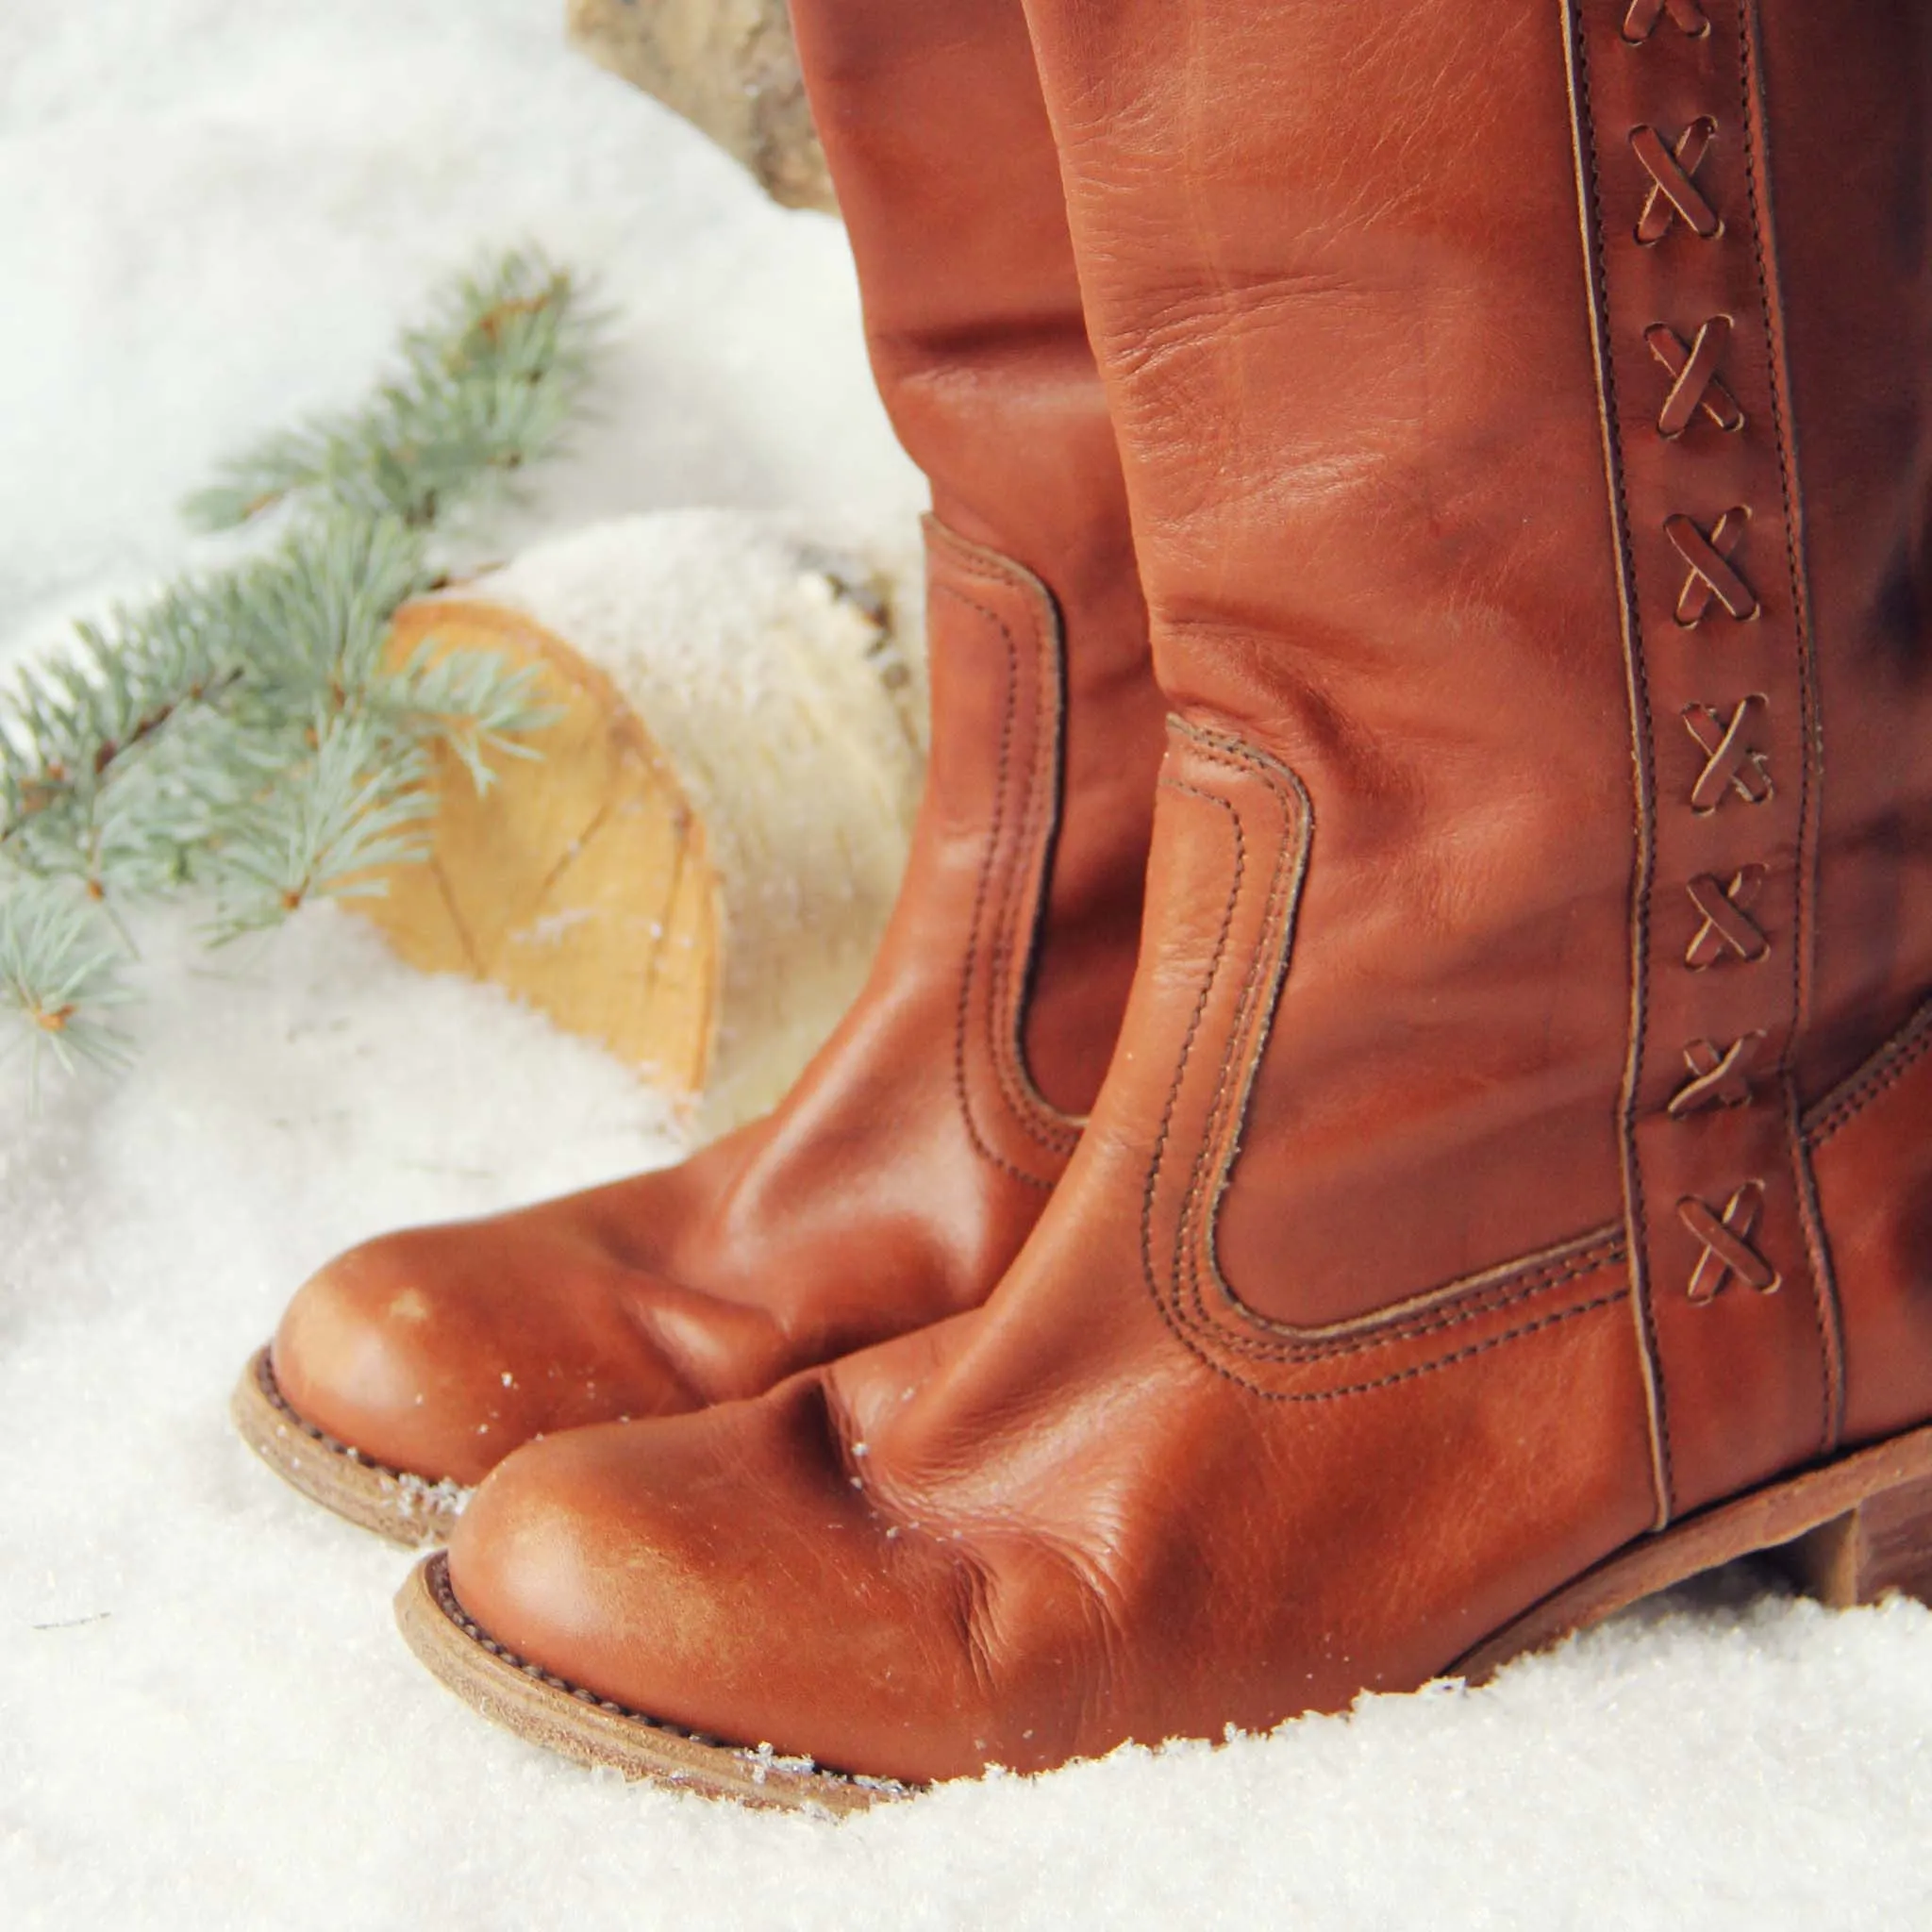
241 0 1932 1807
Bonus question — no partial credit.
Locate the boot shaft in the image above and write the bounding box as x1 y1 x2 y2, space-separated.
791 0 1164 1116
1015 0 1932 1512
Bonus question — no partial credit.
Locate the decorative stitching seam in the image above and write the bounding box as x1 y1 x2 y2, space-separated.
937 577 1062 1191
1802 999 1932 1146
1191 1237 1628 1366
1158 1283 1631 1408
1140 768 1246 1357
939 541 1081 1157
1736 0 1839 1459
1570 4 1675 1520
1171 736 1300 1344
1159 732 1606 1363
1248 1289 1632 1407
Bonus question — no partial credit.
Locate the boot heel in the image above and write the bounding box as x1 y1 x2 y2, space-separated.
1771 1470 1932 1609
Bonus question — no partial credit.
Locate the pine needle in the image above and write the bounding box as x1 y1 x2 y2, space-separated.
0 246 596 1085
184 249 601 535
206 712 438 940
0 878 135 1090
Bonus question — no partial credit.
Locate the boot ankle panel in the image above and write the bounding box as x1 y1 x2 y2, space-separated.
1138 715 1634 1330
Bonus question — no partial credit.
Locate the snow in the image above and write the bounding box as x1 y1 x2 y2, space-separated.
2 4 1929 1927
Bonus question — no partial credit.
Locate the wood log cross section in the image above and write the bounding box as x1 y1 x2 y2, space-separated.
355 516 924 1132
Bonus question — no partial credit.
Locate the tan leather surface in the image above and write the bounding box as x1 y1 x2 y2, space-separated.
1757 6 1932 1099
450 722 1661 1780
1566 0 1838 1521
442 0 1932 1781
795 0 1160 1116
1807 1002 1932 1451
270 0 1162 1488
1031 0 1642 1326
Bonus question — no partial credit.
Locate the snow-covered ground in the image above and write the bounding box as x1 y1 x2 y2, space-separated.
3 5 1929 1927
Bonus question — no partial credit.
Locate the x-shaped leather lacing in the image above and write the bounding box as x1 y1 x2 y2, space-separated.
1683 697 1773 811
1646 319 1743 439
1668 508 1758 625
1679 1181 1780 1303
1685 865 1769 968
1633 120 1721 243
1668 1030 1764 1117
1617 15 1790 1324
1624 0 1710 42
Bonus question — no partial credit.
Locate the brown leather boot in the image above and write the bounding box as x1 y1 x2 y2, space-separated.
399 0 1932 1804
232 0 1163 1543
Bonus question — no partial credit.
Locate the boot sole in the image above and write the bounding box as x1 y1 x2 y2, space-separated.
393 1420 1932 1810
1458 1420 1932 1679
230 1346 469 1549
393 1552 899 1813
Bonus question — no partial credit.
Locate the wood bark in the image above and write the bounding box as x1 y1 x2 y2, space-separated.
566 0 835 214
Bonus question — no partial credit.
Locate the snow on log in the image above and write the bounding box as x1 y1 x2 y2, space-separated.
356 511 924 1134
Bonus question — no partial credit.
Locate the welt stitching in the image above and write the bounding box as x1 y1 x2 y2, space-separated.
254 1351 416 1482
937 580 1056 1191
424 1559 883 1793
1574 7 1676 1515
941 546 1081 1156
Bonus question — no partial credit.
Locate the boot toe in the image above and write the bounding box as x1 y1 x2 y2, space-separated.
272 1233 528 1485
442 1386 1013 1784
270 1223 703 1487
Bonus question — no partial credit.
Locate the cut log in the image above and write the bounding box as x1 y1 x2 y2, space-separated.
355 512 924 1133
565 0 835 215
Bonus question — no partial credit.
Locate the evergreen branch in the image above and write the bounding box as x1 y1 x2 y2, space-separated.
206 713 437 940
185 250 601 534
229 510 437 698
0 576 242 843
375 637 556 791
0 577 249 896
0 244 587 1083
0 876 135 1089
